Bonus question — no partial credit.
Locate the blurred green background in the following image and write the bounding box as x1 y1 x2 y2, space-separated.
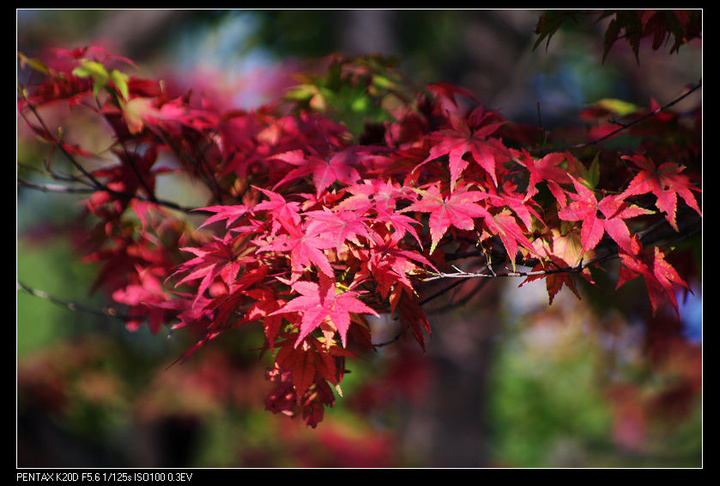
17 9 701 468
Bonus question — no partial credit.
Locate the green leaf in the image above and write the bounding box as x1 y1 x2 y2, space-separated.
586 153 600 189
72 59 109 81
324 59 343 91
110 69 130 101
72 59 109 98
18 53 51 75
284 84 319 102
594 98 639 116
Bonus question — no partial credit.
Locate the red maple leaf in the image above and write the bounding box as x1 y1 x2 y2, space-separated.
171 233 243 305
265 341 346 427
270 276 379 348
273 336 353 401
273 343 329 406
558 177 651 255
515 149 572 201
197 204 251 230
425 81 481 114
240 287 285 351
621 153 701 231
362 231 435 299
388 286 432 351
272 146 376 195
205 265 273 330
111 265 172 333
485 179 543 232
257 219 335 279
338 179 410 214
521 227 594 305
252 187 302 237
250 188 338 279
617 246 691 316
339 179 422 245
304 206 374 255
421 106 509 190
403 183 491 254
522 256 583 305
484 208 538 263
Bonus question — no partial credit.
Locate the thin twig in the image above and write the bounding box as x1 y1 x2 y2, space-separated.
17 280 129 322
421 212 701 283
18 178 95 195
17 176 199 214
18 87 203 215
575 81 702 149
536 80 702 154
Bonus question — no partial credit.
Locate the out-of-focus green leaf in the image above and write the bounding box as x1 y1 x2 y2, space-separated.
110 69 130 100
18 53 51 74
594 98 639 116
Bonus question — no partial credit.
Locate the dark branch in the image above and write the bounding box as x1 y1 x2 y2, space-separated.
536 80 702 154
422 209 701 284
17 280 129 322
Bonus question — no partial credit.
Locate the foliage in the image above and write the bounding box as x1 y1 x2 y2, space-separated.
534 10 702 63
17 12 701 430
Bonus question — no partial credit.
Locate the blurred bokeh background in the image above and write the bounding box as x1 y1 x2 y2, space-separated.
17 9 701 468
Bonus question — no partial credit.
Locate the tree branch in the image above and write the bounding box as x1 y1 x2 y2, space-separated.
17 175 200 214
536 80 701 154
17 280 129 322
421 209 701 284
18 86 207 215
18 178 96 195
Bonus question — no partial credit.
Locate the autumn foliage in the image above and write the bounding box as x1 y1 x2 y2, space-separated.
17 11 701 428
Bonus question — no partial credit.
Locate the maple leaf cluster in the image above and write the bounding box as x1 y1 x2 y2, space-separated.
18 43 700 426
534 10 702 63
